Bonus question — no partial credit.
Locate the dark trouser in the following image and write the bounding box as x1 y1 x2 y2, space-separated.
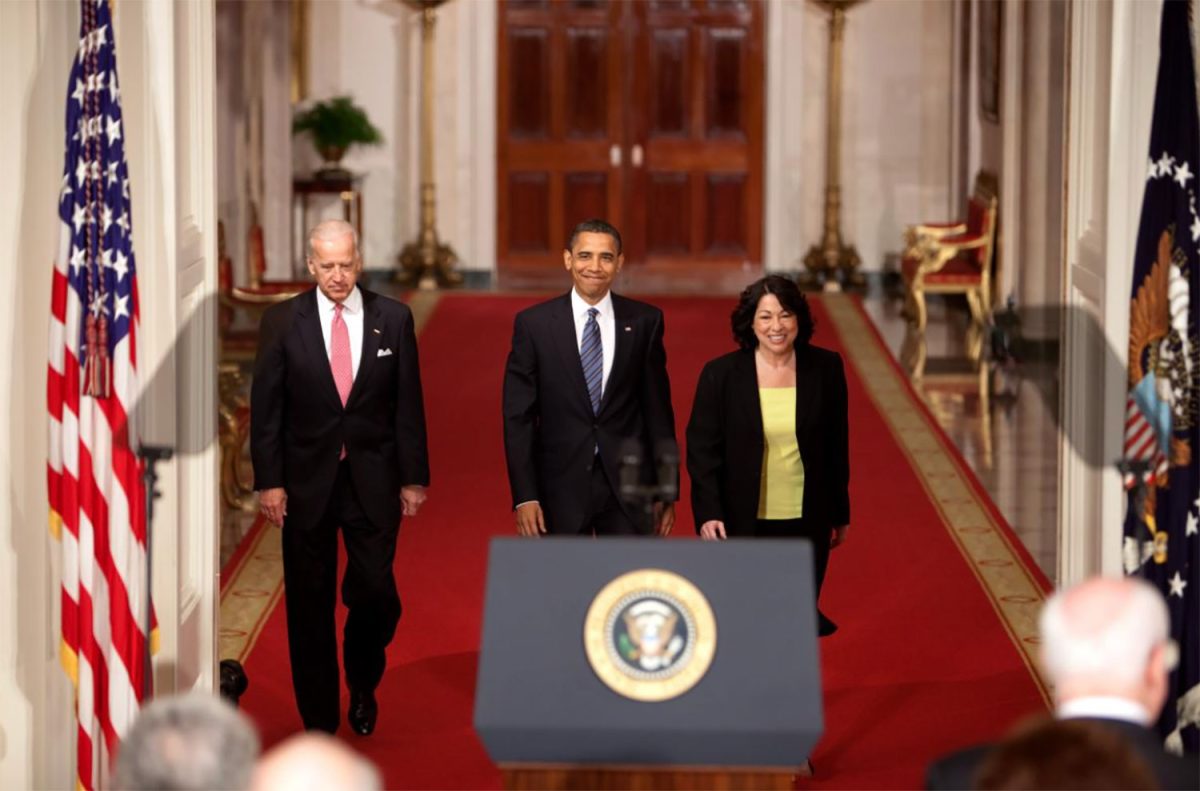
579 460 645 536
281 462 402 732
755 517 836 636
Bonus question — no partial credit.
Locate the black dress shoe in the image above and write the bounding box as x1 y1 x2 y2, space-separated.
818 610 838 637
347 690 378 736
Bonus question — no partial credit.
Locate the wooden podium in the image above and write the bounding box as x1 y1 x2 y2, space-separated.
475 539 823 790
501 762 799 790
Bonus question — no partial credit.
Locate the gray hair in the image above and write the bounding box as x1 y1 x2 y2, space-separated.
307 219 360 260
1039 576 1170 689
112 692 260 790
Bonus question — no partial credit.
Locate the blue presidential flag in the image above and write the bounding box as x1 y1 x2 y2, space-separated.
1122 0 1199 755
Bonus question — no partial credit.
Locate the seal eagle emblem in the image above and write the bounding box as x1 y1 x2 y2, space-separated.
584 569 716 702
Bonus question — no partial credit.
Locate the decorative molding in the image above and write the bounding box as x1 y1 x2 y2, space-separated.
1058 0 1159 583
997 0 1023 304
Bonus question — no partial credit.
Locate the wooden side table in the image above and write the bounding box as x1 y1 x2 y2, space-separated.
292 173 364 274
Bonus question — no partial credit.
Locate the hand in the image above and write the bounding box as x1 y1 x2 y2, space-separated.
699 520 726 541
400 485 427 517
831 524 849 548
515 502 546 537
258 487 287 527
653 502 676 536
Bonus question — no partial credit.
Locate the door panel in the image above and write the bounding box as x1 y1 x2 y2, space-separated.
497 0 763 270
628 0 762 267
499 1 623 269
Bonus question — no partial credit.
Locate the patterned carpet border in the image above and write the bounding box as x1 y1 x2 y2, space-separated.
822 292 1053 707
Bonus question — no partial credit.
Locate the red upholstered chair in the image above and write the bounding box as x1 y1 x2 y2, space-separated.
218 221 311 360
901 174 999 330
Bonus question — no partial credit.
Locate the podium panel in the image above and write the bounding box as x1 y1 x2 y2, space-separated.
474 538 823 769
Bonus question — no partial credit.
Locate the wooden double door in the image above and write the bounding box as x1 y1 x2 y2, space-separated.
498 0 764 270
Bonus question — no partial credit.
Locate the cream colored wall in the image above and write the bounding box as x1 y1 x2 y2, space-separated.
0 0 219 784
217 0 293 283
302 0 955 274
114 0 219 697
835 0 957 272
0 0 76 786
301 0 407 272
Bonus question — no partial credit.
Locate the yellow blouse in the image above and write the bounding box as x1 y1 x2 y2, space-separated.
758 387 805 519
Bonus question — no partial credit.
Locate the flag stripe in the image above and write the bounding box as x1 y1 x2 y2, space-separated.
48 2 150 787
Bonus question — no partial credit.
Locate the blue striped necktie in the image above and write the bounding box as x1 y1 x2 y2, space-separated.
580 307 603 414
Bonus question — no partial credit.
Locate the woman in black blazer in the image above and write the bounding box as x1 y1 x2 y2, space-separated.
686 275 850 636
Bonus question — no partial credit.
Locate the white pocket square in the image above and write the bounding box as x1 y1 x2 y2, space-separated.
377 348 394 357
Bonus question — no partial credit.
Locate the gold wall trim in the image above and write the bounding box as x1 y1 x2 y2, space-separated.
821 293 1053 707
219 291 443 663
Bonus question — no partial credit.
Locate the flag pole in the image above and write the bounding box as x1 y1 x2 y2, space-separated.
137 444 173 700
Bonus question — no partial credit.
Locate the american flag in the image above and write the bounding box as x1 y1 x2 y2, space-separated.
1122 0 1199 756
47 0 152 787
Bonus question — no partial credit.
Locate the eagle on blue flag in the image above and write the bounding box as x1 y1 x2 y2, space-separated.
1122 0 1200 756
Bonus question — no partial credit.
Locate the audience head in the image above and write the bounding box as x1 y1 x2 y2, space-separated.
731 275 815 350
250 733 381 791
975 717 1158 790
112 692 260 790
1039 576 1172 718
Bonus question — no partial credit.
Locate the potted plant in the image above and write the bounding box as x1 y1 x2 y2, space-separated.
292 95 384 178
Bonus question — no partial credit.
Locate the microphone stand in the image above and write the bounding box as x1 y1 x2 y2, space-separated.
618 439 680 532
137 444 173 701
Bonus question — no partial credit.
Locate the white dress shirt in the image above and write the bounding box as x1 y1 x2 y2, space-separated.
1056 696 1152 726
571 287 615 396
315 285 363 380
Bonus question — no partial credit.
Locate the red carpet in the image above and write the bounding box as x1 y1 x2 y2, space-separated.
237 293 1049 789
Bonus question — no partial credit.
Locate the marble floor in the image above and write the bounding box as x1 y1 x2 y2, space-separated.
219 268 1061 583
860 278 1060 582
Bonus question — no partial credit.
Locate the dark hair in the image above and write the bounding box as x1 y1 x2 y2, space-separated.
730 275 815 350
566 218 622 254
976 717 1157 790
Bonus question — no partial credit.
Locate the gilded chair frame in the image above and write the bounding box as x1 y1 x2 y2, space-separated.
902 174 999 330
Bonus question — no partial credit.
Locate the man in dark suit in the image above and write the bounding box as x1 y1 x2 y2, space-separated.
503 219 676 537
251 220 429 736
926 576 1198 790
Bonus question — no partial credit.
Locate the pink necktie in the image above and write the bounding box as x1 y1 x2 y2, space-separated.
330 303 353 404
331 304 352 458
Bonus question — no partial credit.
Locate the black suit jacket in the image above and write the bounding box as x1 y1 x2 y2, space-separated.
250 287 430 532
686 345 849 535
502 291 677 534
925 717 1199 790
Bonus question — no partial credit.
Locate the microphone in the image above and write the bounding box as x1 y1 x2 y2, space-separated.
654 438 680 502
618 438 643 503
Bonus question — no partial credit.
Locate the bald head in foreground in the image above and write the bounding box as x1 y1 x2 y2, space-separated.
926 576 1198 790
250 734 381 791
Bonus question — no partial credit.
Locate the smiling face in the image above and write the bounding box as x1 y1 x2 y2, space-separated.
306 230 361 303
752 293 799 353
564 231 623 304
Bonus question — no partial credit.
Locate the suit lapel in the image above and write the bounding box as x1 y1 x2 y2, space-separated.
296 289 344 412
346 289 383 408
550 293 594 411
793 346 820 442
734 350 765 442
599 294 634 415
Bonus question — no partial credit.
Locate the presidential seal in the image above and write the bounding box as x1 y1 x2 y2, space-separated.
583 569 716 702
